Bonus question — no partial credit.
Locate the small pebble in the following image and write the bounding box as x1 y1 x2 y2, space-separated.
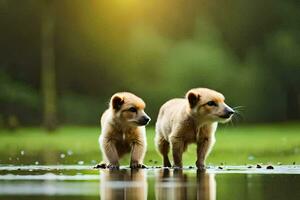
60 154 65 159
266 165 274 170
256 164 262 168
35 161 39 165
94 163 106 169
218 166 223 170
20 150 25 156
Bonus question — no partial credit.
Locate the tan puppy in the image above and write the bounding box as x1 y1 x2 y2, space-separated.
155 88 234 169
98 92 150 169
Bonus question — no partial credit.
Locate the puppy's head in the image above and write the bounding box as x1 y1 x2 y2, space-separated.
186 88 234 123
110 92 151 126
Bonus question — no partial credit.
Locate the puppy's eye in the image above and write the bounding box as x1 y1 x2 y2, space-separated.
128 107 137 112
207 101 218 107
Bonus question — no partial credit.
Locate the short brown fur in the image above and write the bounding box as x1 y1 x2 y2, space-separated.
98 92 150 169
155 88 234 169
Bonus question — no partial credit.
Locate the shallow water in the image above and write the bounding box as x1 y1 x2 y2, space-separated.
0 165 299 200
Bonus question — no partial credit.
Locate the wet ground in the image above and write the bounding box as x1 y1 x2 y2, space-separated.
0 165 299 200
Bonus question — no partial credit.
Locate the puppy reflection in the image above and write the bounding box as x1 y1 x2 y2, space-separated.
100 169 147 200
155 169 216 200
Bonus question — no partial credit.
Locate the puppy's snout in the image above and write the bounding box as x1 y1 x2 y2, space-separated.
220 107 235 119
226 108 235 116
139 115 151 126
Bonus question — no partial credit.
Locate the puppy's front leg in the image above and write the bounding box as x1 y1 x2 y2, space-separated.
170 136 184 168
130 142 146 168
196 137 212 170
102 139 120 168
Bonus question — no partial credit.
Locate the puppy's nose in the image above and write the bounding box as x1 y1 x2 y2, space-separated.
225 107 235 117
226 109 235 116
220 107 235 119
142 116 151 123
138 116 151 126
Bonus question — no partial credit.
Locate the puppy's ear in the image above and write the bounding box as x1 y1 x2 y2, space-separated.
111 95 124 110
187 92 200 108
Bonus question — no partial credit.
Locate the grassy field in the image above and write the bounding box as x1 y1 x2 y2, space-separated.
0 123 299 166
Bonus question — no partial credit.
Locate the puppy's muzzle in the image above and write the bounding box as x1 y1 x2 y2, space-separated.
138 116 151 126
220 107 235 119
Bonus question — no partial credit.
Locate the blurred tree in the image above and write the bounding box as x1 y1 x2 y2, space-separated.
41 0 57 131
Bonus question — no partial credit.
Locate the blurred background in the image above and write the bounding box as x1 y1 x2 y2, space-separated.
0 0 299 165
0 0 299 129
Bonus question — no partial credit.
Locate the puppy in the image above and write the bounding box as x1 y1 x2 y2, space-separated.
98 92 150 169
155 88 234 169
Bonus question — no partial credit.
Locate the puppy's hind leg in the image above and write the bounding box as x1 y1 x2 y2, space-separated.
170 135 184 168
156 135 171 167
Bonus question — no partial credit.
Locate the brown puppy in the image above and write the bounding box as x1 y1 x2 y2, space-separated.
98 92 150 169
155 88 234 169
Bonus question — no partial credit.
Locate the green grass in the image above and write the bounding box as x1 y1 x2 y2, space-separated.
0 123 299 166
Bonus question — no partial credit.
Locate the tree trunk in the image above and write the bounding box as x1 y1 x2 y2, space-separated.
41 0 57 131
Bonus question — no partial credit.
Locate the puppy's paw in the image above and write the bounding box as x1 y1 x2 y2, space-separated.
130 161 147 169
164 160 172 168
196 164 206 171
196 160 206 170
94 162 106 169
107 163 119 169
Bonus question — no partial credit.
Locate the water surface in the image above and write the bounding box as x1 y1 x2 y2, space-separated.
0 165 299 200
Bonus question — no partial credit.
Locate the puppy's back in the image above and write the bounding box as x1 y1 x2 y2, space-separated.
156 98 186 138
157 98 185 118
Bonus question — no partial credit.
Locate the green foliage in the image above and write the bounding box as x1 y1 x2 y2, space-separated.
123 21 270 121
0 72 39 108
0 71 40 125
0 0 299 125
59 94 104 124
